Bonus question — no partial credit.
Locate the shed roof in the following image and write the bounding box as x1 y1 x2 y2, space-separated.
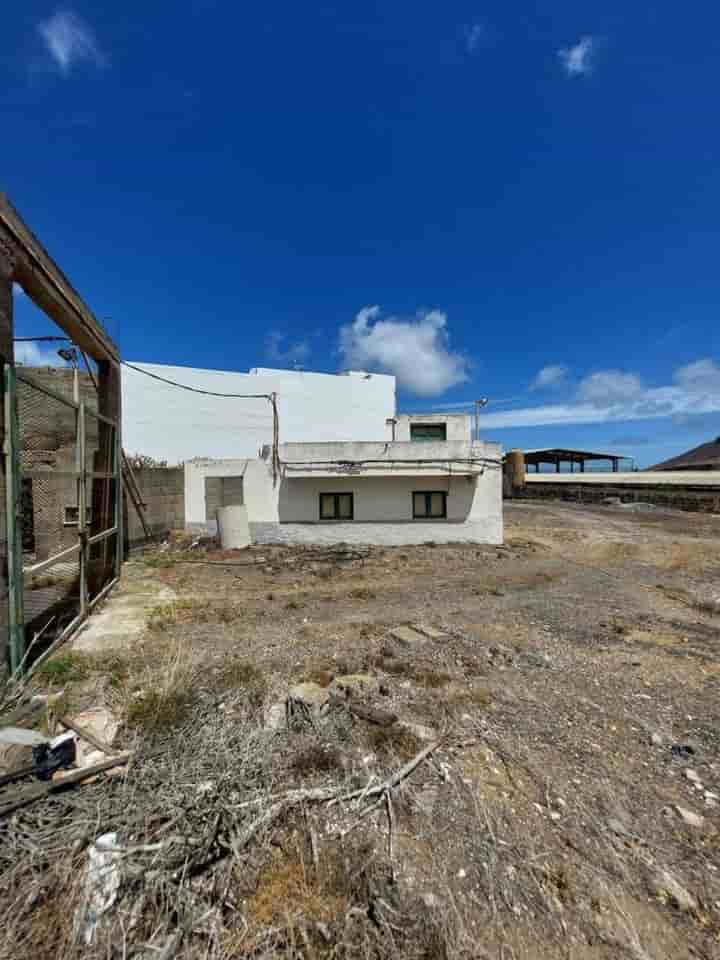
522 448 623 464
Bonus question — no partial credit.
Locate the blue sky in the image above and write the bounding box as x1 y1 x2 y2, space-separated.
5 3 720 466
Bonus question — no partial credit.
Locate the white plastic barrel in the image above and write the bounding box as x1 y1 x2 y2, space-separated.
216 505 251 549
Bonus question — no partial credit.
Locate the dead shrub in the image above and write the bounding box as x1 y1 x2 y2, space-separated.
290 743 344 776
213 660 267 709
366 724 421 761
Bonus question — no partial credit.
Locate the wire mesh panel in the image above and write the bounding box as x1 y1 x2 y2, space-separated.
24 553 81 640
16 370 83 644
4 363 121 670
17 371 80 565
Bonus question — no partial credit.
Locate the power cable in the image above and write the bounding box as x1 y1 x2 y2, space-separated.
120 360 272 400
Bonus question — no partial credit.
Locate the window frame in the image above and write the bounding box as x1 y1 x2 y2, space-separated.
410 422 447 442
318 492 354 522
412 490 447 520
63 505 92 527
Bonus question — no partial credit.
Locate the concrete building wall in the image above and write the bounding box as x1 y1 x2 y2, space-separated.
122 363 396 464
127 468 185 544
394 413 471 444
185 455 503 544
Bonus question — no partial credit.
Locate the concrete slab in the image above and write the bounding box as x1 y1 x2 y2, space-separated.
413 623 447 641
389 626 428 648
73 562 176 653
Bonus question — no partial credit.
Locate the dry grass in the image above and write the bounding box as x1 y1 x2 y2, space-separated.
377 655 453 689
212 660 267 711
125 638 197 734
146 597 237 630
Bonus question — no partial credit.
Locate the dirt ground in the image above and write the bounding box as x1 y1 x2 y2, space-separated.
1 500 719 959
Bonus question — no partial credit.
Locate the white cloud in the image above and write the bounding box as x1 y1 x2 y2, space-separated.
530 364 568 391
673 357 720 394
38 9 105 74
577 370 644 407
558 36 594 76
265 331 310 368
12 282 23 298
14 342 68 367
481 359 720 429
464 23 484 54
339 306 469 397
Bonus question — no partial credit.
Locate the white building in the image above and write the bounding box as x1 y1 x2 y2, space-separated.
185 413 503 545
122 363 396 463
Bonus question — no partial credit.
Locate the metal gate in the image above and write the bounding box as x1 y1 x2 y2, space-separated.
4 366 121 674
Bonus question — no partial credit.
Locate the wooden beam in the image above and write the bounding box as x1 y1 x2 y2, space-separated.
0 194 119 365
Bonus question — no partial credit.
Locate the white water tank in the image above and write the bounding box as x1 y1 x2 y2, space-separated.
216 505 251 549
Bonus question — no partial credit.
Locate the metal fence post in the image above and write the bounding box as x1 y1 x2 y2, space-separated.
115 424 123 576
3 364 24 673
77 401 87 616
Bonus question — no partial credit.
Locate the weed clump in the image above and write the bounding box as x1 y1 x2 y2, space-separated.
35 652 92 684
126 687 195 734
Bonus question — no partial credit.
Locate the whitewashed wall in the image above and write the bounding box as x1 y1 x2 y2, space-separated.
123 364 396 463
185 457 503 544
394 413 471 444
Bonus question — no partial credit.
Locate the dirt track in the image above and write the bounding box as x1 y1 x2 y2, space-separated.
2 500 719 958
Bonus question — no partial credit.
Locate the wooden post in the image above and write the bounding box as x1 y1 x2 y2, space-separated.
0 240 24 675
89 358 121 596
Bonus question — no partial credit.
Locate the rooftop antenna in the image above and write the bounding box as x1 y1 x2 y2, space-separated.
474 398 488 442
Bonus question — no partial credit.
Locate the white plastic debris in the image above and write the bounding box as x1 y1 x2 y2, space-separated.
75 832 122 946
0 726 48 747
72 708 119 767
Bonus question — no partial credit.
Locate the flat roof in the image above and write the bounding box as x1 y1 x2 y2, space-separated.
522 448 625 462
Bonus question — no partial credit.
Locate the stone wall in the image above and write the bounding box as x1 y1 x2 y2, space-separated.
127 467 185 544
518 483 720 513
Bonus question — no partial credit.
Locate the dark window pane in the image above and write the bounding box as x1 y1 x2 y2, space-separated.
320 494 335 519
338 494 353 518
410 424 447 442
430 493 445 517
413 492 426 517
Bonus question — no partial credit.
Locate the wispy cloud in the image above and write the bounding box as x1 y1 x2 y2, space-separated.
558 35 594 76
37 9 106 74
464 23 484 54
339 306 469 397
530 364 568 391
12 282 23 298
482 359 720 429
264 331 310 368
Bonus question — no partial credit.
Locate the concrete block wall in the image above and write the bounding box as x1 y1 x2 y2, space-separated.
127 467 185 544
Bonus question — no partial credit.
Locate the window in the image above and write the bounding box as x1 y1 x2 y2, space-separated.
319 492 354 521
412 491 447 519
410 423 447 442
64 506 92 526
